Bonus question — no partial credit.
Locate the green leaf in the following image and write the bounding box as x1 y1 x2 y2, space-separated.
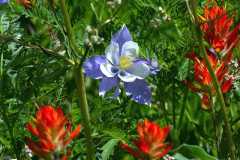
175 144 217 160
101 139 120 160
177 60 189 81
0 136 10 146
0 14 9 33
102 128 126 141
174 153 190 160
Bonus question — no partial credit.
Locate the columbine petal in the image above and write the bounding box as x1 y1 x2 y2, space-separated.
124 79 151 105
127 61 150 79
121 41 139 58
0 0 8 4
83 56 106 79
112 26 132 49
118 70 137 82
113 86 120 98
149 58 160 74
100 62 118 78
135 58 159 75
99 77 119 96
105 42 120 65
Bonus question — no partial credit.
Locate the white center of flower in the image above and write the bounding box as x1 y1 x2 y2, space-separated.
119 56 132 69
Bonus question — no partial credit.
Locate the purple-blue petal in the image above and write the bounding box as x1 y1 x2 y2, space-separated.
113 86 120 98
124 79 151 105
83 55 106 79
111 26 132 49
0 0 8 4
99 77 119 96
135 58 160 75
149 62 160 75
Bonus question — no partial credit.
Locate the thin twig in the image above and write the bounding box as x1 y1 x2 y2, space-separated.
0 34 74 65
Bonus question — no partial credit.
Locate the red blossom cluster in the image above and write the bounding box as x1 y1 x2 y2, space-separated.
185 3 240 109
200 5 240 54
25 105 81 160
121 119 172 160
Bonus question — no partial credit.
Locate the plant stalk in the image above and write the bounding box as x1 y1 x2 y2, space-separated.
59 0 95 159
201 42 236 160
59 0 82 56
178 61 190 128
74 66 95 160
187 0 236 159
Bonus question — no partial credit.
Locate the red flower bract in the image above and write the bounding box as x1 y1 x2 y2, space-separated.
121 119 172 160
184 3 238 109
26 105 81 159
185 51 233 109
200 5 240 54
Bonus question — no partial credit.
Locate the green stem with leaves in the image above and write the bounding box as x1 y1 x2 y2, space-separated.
59 0 82 57
74 66 95 160
187 0 236 159
1 109 20 159
59 0 95 159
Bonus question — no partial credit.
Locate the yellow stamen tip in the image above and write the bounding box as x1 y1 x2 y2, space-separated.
119 56 132 69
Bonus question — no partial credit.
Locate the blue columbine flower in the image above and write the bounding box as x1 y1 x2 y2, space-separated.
83 26 158 105
0 0 8 4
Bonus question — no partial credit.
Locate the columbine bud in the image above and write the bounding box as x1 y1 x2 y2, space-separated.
158 6 163 12
107 0 122 8
163 15 168 21
85 25 92 33
90 35 99 43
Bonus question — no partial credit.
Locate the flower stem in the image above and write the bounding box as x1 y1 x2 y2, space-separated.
59 0 82 57
178 61 190 128
202 41 235 160
74 66 95 160
210 100 220 157
187 0 236 159
59 0 95 159
201 41 236 160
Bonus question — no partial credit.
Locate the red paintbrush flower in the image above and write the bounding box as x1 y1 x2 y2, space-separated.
25 105 81 159
121 119 172 160
185 52 233 109
200 4 240 55
184 3 238 109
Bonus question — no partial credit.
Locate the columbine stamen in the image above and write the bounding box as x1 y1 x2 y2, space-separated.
119 56 132 69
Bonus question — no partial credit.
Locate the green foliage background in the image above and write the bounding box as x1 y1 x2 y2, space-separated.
0 0 240 159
